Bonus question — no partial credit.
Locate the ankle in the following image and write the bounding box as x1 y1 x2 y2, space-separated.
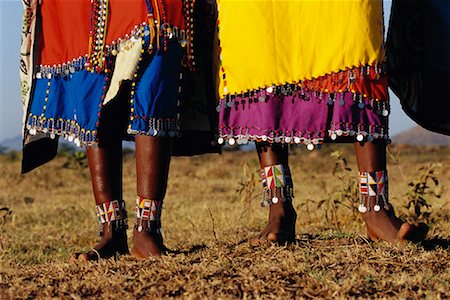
71 200 129 260
270 200 294 214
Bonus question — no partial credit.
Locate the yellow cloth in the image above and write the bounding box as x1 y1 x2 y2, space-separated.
218 0 385 97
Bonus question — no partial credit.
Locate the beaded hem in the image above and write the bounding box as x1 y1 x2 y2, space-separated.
219 63 388 110
26 114 97 147
218 127 390 150
26 114 181 147
218 82 390 149
218 89 389 118
127 118 181 137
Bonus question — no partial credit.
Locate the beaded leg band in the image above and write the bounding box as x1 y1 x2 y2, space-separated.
358 170 389 213
135 196 163 234
261 164 294 207
96 200 128 236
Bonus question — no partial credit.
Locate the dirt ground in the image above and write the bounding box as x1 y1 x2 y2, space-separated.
1 144 450 299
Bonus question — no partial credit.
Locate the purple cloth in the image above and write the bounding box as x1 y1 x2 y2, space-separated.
218 91 389 147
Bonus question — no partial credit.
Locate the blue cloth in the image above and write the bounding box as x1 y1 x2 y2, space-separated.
27 40 183 146
29 70 106 143
130 41 183 136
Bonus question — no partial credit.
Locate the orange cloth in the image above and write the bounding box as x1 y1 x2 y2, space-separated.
38 0 184 66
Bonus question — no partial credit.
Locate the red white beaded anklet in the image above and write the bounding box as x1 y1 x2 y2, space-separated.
261 164 294 207
95 200 128 235
358 170 389 213
135 196 163 234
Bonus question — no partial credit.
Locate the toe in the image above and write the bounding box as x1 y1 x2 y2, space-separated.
77 253 89 262
267 232 279 242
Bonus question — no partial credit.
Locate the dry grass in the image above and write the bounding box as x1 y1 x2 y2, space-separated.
1 144 450 299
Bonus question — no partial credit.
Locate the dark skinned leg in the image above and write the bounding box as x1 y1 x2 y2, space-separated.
354 141 428 243
72 141 129 261
69 85 131 262
88 142 123 205
131 135 173 258
255 142 297 243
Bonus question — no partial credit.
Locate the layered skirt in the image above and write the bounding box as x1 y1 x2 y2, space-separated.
20 0 219 172
216 0 390 149
26 0 190 147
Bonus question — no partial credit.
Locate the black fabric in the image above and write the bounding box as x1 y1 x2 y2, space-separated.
96 82 131 148
21 137 58 174
173 131 218 156
174 0 220 156
387 0 450 136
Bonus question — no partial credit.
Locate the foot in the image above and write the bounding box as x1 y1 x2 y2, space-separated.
256 200 297 244
131 228 166 258
70 224 129 262
363 208 428 243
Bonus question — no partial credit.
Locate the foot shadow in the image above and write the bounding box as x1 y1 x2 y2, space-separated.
421 237 450 250
166 243 208 255
294 233 354 243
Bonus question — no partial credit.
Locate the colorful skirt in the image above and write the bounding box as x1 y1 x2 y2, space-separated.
25 0 190 147
217 0 390 149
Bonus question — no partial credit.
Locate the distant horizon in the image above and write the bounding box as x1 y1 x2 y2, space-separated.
0 0 418 143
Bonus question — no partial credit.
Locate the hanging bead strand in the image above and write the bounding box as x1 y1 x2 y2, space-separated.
86 0 110 73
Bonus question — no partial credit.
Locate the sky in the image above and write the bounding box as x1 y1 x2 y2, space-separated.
0 0 416 142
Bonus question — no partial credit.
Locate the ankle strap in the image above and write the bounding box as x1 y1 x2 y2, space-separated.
96 200 127 223
95 200 128 235
261 164 294 207
358 170 389 213
135 196 162 233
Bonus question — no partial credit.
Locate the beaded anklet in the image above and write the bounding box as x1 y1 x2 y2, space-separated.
135 196 163 234
261 164 294 207
95 200 128 235
358 170 389 213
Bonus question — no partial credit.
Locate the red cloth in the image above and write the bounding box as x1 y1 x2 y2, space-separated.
38 0 184 66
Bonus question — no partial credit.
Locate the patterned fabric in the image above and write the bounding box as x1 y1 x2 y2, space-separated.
217 0 390 148
358 171 389 213
260 164 294 207
135 196 163 233
20 0 220 174
27 38 183 146
20 0 38 128
26 1 187 147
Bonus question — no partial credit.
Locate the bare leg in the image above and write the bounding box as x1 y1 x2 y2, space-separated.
354 141 428 243
131 135 173 258
73 141 129 261
88 142 123 205
255 142 297 243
